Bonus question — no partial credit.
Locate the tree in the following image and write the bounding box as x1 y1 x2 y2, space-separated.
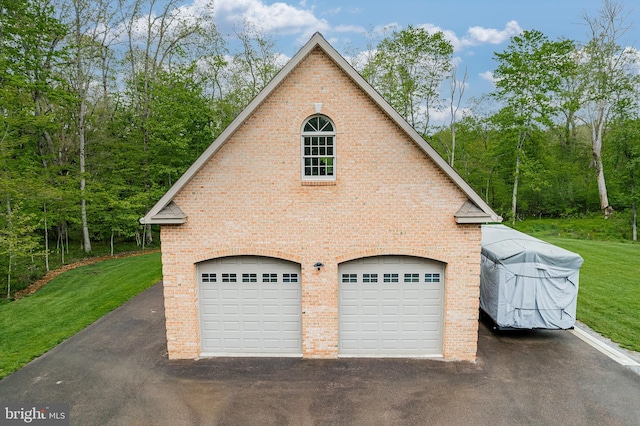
0 199 41 298
577 0 638 218
117 0 217 243
362 25 454 135
58 0 120 253
223 22 284 118
608 100 640 240
447 65 468 167
493 30 576 224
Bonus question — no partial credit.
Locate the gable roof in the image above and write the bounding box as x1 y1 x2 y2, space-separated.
141 32 501 225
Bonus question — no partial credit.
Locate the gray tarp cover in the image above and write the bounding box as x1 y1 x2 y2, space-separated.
480 225 584 329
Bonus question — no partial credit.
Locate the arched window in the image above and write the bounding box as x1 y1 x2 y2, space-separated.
301 115 336 180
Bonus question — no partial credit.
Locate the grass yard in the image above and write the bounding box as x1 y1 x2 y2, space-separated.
0 252 162 379
534 237 640 353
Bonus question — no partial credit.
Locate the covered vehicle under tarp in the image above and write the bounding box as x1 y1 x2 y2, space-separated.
480 225 584 329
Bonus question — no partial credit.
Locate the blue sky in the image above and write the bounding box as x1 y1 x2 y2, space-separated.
190 0 640 119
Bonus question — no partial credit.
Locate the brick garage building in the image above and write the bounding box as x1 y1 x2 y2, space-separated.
141 33 501 361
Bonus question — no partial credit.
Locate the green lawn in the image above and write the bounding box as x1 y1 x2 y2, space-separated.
533 237 640 352
0 252 162 379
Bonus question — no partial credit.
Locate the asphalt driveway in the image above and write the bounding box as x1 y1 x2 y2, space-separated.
1 283 640 425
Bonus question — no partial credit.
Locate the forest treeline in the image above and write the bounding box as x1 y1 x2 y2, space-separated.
1 0 639 297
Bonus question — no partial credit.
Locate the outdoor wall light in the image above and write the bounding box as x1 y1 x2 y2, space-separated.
314 262 324 271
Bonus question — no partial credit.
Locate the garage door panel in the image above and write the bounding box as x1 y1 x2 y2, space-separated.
203 338 221 349
362 321 378 332
222 305 239 315
382 339 399 349
242 304 259 315
362 340 378 349
201 289 219 299
224 338 241 349
281 289 300 300
244 339 260 349
201 304 219 315
362 290 378 300
382 305 399 315
282 321 300 332
241 289 260 299
341 305 358 315
423 305 441 315
222 321 240 331
423 289 441 299
402 289 421 298
382 322 399 332
203 321 220 331
382 289 400 299
362 306 379 316
244 321 260 331
339 255 444 356
342 290 358 300
342 340 357 350
423 322 440 332
263 304 282 315
282 305 300 316
400 339 419 349
341 321 358 332
402 321 419 332
198 256 302 356
283 339 301 349
221 289 239 299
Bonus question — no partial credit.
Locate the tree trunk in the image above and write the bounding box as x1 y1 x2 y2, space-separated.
80 120 92 252
44 201 49 272
511 151 521 226
591 105 611 218
631 170 637 241
6 196 13 299
592 134 611 218
145 224 153 245
450 123 456 167
511 131 526 226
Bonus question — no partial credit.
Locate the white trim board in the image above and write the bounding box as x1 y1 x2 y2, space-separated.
569 328 640 367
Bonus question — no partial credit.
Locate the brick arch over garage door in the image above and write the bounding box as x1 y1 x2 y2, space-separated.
197 256 302 357
338 255 445 357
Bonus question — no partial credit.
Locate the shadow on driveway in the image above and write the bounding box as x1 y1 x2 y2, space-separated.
1 283 639 425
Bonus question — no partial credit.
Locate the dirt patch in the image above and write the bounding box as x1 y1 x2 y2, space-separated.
13 250 161 300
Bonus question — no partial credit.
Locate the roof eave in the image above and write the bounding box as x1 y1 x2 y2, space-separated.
140 217 187 225
455 215 498 224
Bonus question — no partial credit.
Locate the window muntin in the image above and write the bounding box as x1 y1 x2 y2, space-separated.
362 273 378 283
201 273 216 283
242 273 257 283
383 273 399 283
302 115 336 180
222 273 237 283
283 273 298 283
262 273 278 283
425 273 441 283
404 273 420 283
341 273 357 283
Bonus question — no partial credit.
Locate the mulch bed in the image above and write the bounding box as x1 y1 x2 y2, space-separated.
13 250 161 300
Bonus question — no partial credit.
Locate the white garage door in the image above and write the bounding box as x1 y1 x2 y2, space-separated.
198 256 302 356
339 256 444 357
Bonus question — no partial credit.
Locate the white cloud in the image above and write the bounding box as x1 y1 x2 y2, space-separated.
462 20 523 47
479 71 496 84
418 20 523 52
213 0 330 38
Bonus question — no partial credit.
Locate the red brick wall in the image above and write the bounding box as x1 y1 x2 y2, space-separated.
160 47 482 361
